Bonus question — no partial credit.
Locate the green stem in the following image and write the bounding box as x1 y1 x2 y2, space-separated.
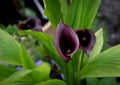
80 51 84 71
76 51 84 85
77 51 84 73
65 63 74 85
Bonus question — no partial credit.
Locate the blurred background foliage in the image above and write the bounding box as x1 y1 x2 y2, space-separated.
0 0 120 48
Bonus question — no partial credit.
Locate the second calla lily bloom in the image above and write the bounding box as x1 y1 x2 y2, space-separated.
76 29 96 56
55 22 79 61
18 17 42 32
55 22 96 61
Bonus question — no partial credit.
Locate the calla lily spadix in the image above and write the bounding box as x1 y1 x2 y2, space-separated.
18 17 42 32
55 22 96 61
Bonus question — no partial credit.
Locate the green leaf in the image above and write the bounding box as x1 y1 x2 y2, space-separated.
33 62 51 81
99 77 119 85
20 45 45 83
90 28 103 59
22 30 65 67
86 78 99 85
35 79 67 85
86 77 120 85
65 0 101 29
65 0 80 29
20 45 36 69
44 0 63 29
59 0 68 22
0 65 15 81
1 69 32 85
79 44 120 78
5 82 34 85
20 30 67 83
0 28 21 65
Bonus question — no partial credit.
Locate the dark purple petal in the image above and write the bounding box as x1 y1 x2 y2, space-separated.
55 22 79 61
18 17 42 32
18 23 28 30
76 29 96 56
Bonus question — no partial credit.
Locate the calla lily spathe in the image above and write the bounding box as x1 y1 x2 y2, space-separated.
76 29 96 56
18 17 42 32
55 22 79 61
55 22 96 61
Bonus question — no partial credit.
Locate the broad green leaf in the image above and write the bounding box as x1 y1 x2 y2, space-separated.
0 65 15 81
99 77 120 85
79 44 120 78
20 30 67 83
90 28 103 59
59 0 68 22
5 81 34 85
1 69 32 85
86 77 120 85
33 62 50 81
0 28 21 65
44 0 63 29
35 79 67 85
22 30 65 67
65 0 80 28
78 0 101 28
86 78 99 85
65 0 101 29
20 45 45 83
20 45 36 69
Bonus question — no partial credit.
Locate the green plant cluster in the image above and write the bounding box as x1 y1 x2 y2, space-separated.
0 0 120 85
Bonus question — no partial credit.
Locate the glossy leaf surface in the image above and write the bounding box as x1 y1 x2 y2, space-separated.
65 0 101 29
1 69 32 85
0 65 15 81
0 29 21 65
35 79 67 85
79 44 120 78
20 45 36 69
90 28 103 59
44 0 63 28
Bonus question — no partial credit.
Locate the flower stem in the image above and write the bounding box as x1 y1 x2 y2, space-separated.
76 51 84 85
78 51 84 73
80 51 84 71
65 63 74 85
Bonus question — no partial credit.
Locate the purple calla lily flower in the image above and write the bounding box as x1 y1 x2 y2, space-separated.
76 29 96 56
55 22 79 61
18 17 42 32
55 22 96 61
